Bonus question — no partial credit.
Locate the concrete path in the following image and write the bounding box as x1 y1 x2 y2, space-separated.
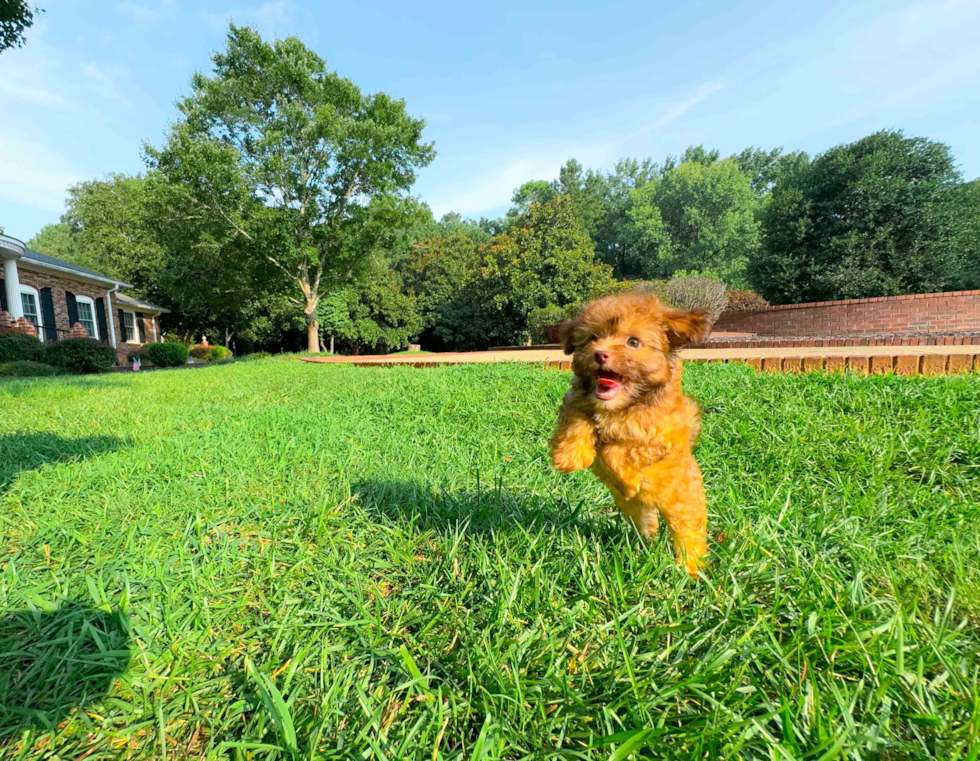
299 343 978 366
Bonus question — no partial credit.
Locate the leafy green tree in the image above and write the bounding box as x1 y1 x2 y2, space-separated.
1 0 39 51
471 195 615 347
401 232 481 349
319 269 421 354
675 145 720 168
58 174 169 293
952 180 980 289
433 212 491 245
751 131 966 304
147 24 435 351
554 159 608 242
729 147 810 195
626 159 759 287
506 180 558 221
39 171 268 346
592 157 660 278
26 222 71 260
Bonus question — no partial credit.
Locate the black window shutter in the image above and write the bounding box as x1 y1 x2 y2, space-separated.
0 278 6 312
95 297 108 343
137 312 147 343
66 291 79 327
40 287 57 342
118 309 127 341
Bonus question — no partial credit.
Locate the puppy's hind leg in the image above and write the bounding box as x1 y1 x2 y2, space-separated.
618 498 660 541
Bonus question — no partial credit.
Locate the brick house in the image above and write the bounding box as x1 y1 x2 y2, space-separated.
1 232 169 364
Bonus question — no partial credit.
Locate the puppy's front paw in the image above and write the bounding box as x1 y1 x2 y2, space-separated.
551 441 596 473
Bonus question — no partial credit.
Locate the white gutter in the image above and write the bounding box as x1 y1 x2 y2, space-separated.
105 285 119 348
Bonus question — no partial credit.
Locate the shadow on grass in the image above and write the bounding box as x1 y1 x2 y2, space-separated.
352 478 619 540
0 601 131 739
0 432 125 496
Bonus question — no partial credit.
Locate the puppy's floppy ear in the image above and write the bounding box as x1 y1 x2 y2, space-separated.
558 318 580 355
664 309 711 349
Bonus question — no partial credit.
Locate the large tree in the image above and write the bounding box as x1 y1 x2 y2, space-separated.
626 158 760 286
751 131 965 304
26 222 71 260
32 172 267 345
147 25 435 351
470 195 614 347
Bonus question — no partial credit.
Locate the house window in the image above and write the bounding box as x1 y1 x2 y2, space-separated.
122 310 138 343
19 286 44 341
75 295 98 339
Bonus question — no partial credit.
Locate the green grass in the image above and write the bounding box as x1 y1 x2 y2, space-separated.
1 362 978 759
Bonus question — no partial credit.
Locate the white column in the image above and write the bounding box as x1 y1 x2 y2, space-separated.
105 288 118 348
3 258 24 320
151 315 159 342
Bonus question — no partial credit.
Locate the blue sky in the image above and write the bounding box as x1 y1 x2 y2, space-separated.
2 0 979 242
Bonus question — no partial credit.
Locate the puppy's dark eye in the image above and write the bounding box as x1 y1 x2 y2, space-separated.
589 334 599 343
626 337 641 348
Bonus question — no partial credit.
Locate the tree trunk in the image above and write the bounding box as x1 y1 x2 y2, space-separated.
225 328 232 348
306 318 319 352
329 335 334 354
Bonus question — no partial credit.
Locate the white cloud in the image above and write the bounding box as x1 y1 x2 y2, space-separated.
425 143 617 219
81 62 131 105
622 80 726 142
0 134 80 213
423 81 726 219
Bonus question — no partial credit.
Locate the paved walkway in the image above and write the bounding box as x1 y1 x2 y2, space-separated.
300 343 979 366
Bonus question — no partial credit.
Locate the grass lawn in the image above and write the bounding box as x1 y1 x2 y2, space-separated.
1 361 978 759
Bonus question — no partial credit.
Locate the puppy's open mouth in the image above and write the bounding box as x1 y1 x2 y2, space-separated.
595 369 624 400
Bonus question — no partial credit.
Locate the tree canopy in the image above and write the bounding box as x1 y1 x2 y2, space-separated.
147 25 435 351
627 159 760 287
750 131 967 304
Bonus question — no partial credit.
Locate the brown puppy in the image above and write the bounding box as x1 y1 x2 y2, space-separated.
549 293 711 576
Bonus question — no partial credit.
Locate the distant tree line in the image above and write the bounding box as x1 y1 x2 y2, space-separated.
27 26 980 354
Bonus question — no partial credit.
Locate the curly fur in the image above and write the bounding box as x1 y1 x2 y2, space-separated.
549 293 711 576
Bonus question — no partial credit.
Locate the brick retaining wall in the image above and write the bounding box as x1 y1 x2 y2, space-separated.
713 290 980 336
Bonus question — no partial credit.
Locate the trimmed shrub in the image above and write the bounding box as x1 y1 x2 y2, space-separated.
208 345 232 361
629 280 671 303
725 289 770 311
527 306 567 345
189 345 213 361
0 334 45 363
666 277 729 323
147 342 189 368
242 351 272 361
0 360 63 377
44 338 117 374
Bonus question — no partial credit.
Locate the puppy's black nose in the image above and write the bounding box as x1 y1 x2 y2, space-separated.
595 350 610 366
